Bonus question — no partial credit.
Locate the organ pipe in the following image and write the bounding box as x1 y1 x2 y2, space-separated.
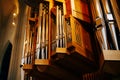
56 5 59 47
36 3 43 59
41 10 46 59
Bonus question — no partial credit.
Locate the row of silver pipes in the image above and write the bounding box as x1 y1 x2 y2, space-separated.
95 0 119 50
95 19 119 50
24 4 66 64
36 3 49 59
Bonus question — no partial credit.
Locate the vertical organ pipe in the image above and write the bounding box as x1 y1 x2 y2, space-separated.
24 7 31 64
101 27 108 49
106 0 119 50
45 13 49 59
103 0 119 50
41 10 46 59
56 6 59 47
95 0 108 49
59 9 62 47
36 3 43 59
62 15 65 47
109 22 119 50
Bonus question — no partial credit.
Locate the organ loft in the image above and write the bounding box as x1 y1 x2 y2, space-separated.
0 0 120 80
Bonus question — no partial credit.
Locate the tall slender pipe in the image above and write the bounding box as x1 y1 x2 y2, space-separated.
103 0 119 50
56 6 59 47
36 3 43 59
106 0 119 50
45 13 49 59
41 10 46 59
95 0 108 49
101 26 108 49
59 9 62 47
62 15 65 47
27 7 31 63
109 22 119 50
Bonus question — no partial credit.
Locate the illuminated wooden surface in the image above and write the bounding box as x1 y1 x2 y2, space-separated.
35 59 49 65
103 50 120 60
65 0 72 16
22 0 98 79
70 15 93 61
65 0 90 22
56 48 67 53
102 50 120 76
55 0 64 3
23 64 33 70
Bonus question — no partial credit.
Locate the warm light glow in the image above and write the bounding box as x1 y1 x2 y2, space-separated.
12 22 16 26
105 0 110 13
71 0 75 11
107 13 113 20
25 40 27 44
13 13 17 16
96 0 102 18
96 1 100 15
14 0 19 15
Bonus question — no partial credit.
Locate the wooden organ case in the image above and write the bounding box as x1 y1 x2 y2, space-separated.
22 0 53 79
22 0 99 80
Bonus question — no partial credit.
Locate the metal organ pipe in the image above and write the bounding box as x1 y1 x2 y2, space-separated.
26 7 34 64
59 9 62 47
62 15 65 47
109 22 119 50
103 0 119 50
36 3 43 59
101 26 108 49
56 5 59 47
41 10 46 59
45 13 49 59
95 0 108 50
36 3 49 59
56 5 65 48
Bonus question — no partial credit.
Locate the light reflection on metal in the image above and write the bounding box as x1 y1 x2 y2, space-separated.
101 26 108 49
56 4 66 48
105 0 110 13
41 10 46 59
62 15 65 47
45 13 49 59
56 5 59 47
109 22 119 50
59 9 62 47
36 2 49 59
105 0 119 50
95 0 109 50
95 17 108 50
36 3 43 59
96 0 102 18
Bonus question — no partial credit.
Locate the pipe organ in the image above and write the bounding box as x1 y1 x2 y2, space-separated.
23 0 51 78
21 0 120 80
54 1 67 53
35 2 50 64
